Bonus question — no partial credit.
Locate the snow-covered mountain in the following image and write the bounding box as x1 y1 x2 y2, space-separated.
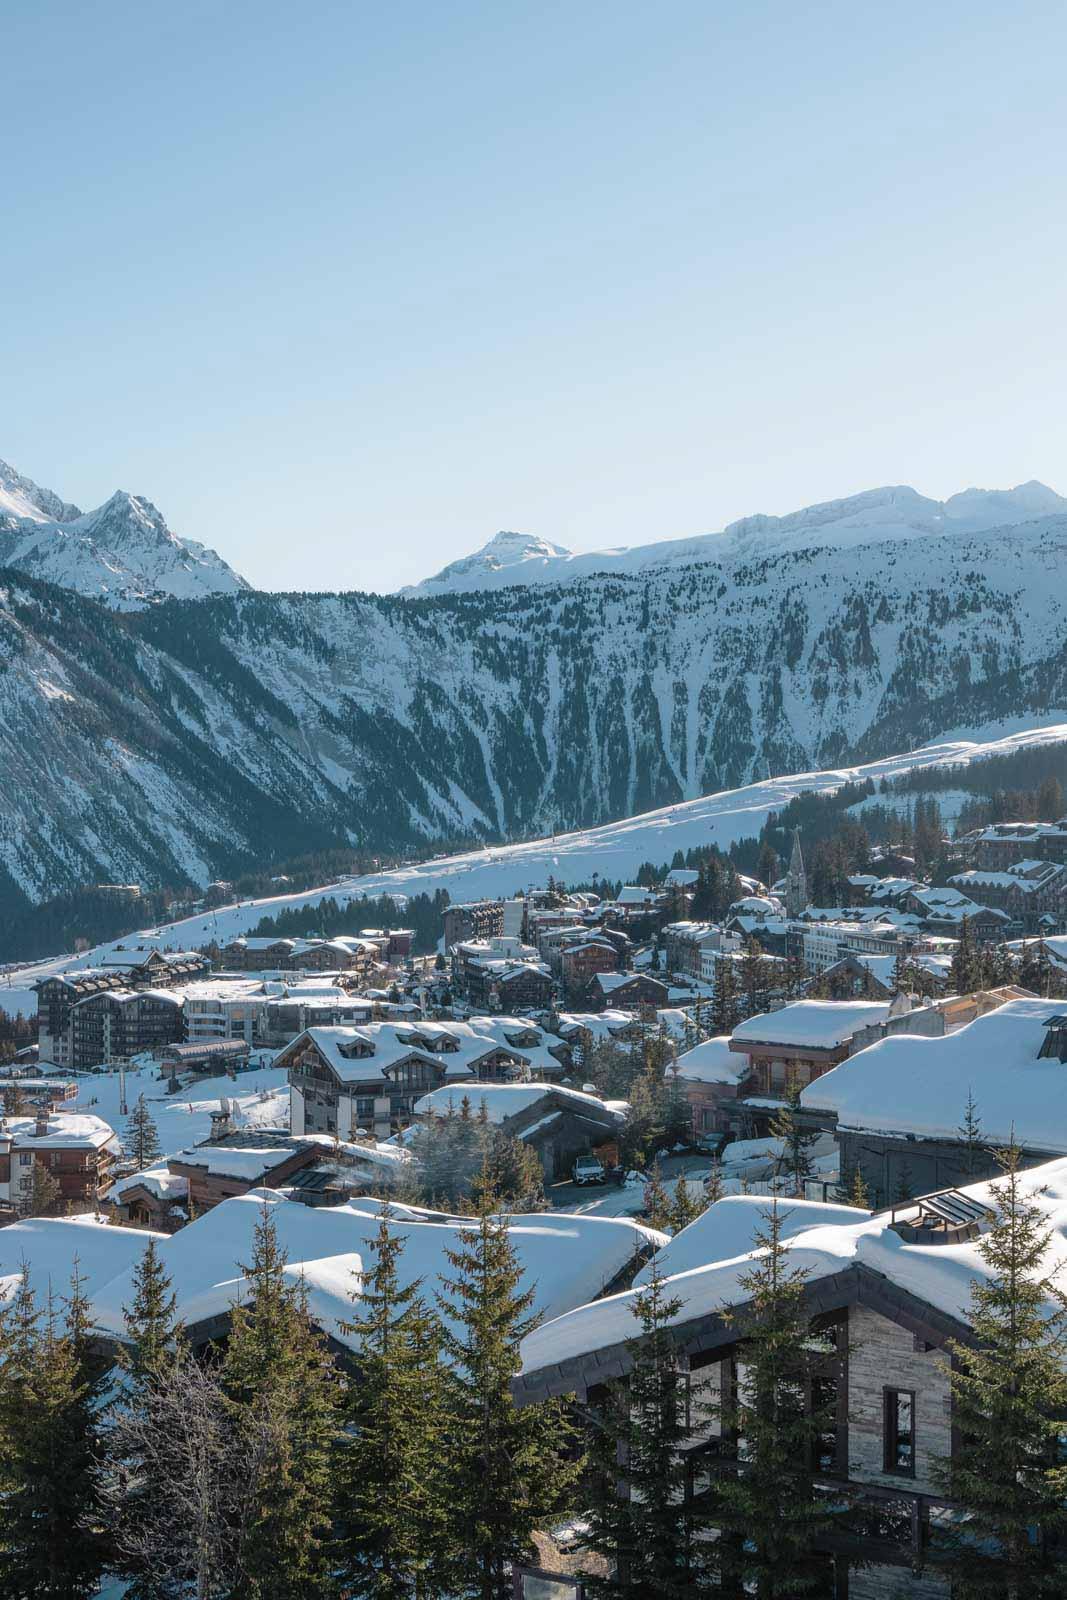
0 458 248 607
2 507 1067 917
401 481 1067 596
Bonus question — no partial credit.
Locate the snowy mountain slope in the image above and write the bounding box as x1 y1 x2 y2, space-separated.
1 500 1067 923
401 481 1067 596
4 720 1065 1016
0 458 248 606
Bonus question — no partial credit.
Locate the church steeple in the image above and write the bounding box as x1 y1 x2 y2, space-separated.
785 828 807 918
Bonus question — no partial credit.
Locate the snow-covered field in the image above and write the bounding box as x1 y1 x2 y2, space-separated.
2 719 1065 1020
70 1059 290 1159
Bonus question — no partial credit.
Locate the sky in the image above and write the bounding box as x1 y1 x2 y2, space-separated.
4 0 1067 594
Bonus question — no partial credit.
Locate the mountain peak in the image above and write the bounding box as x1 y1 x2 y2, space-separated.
0 455 249 606
399 529 573 596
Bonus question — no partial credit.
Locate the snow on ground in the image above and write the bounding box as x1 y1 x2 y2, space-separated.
4 720 1066 1020
72 1059 290 1158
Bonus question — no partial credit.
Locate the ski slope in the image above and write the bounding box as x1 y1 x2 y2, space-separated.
2 719 1065 1018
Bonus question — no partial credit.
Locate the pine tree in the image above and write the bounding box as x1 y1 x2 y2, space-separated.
935 1140 1067 1596
109 1241 185 1600
711 1204 839 1597
642 1163 672 1231
834 1165 870 1209
2 1081 26 1116
710 955 739 1035
221 1202 339 1600
125 1094 162 1169
336 1207 450 1599
951 916 981 995
437 1184 579 1600
670 1172 705 1233
26 1158 61 1217
0 1268 109 1598
958 1087 984 1177
703 1160 725 1207
738 937 769 1021
771 1078 819 1198
584 1262 710 1598
662 1064 692 1150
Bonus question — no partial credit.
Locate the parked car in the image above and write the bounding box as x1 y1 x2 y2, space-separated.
572 1154 606 1186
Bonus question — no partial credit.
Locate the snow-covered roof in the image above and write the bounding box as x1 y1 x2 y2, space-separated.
109 1166 189 1202
801 996 1067 1147
413 1081 623 1125
2 1111 118 1150
520 1160 1067 1379
170 1144 304 1180
0 1215 166 1303
671 1036 744 1085
633 1194 867 1285
89 1190 665 1349
731 999 892 1050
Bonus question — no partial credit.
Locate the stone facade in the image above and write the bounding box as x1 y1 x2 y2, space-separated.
847 1306 952 1496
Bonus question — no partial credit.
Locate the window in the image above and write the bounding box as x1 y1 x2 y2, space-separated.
883 1388 915 1476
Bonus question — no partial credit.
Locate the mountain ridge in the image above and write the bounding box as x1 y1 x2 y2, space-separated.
400 480 1067 596
0 458 249 607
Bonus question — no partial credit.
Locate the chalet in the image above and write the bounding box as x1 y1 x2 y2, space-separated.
106 1166 190 1230
904 886 1010 940
662 922 726 979
670 1036 748 1139
450 936 553 1010
217 936 380 974
558 938 622 1000
727 999 900 1098
0 1111 120 1216
281 1019 532 1137
36 948 210 1069
809 952 896 999
513 1171 1067 1596
413 1081 626 1181
961 819 1067 869
802 996 1067 1204
167 1130 322 1213
947 858 1067 934
0 1077 79 1112
586 972 671 1012
442 899 505 950
70 987 184 1067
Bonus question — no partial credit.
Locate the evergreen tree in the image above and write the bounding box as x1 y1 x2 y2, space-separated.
670 1172 705 1233
2 1081 26 1116
125 1094 162 1170
437 1185 579 1600
0 1268 109 1599
834 1165 870 1209
710 955 739 1035
711 1204 839 1597
703 1160 725 1207
642 1163 672 1231
109 1241 185 1600
951 916 981 995
662 1064 692 1150
935 1141 1067 1596
771 1078 819 1198
336 1207 450 1600
27 1159 61 1217
958 1088 984 1177
221 1203 339 1600
584 1263 710 1598
738 937 770 1021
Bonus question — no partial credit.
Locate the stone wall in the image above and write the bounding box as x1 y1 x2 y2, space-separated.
847 1305 951 1496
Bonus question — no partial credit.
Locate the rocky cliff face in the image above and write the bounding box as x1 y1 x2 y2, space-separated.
3 510 1066 912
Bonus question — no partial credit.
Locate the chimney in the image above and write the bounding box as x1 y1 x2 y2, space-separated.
34 1113 49 1138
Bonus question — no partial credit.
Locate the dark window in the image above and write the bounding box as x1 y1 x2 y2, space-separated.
883 1388 915 1476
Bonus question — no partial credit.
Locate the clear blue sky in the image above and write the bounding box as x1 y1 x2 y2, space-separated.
5 1 1067 593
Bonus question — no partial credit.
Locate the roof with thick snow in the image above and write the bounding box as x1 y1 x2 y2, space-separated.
0 1214 167 1302
731 999 892 1050
3 1111 119 1150
413 1081 624 1125
109 1166 189 1202
518 1160 1067 1384
169 1143 304 1180
801 996 1067 1147
87 1189 665 1348
671 1036 744 1085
